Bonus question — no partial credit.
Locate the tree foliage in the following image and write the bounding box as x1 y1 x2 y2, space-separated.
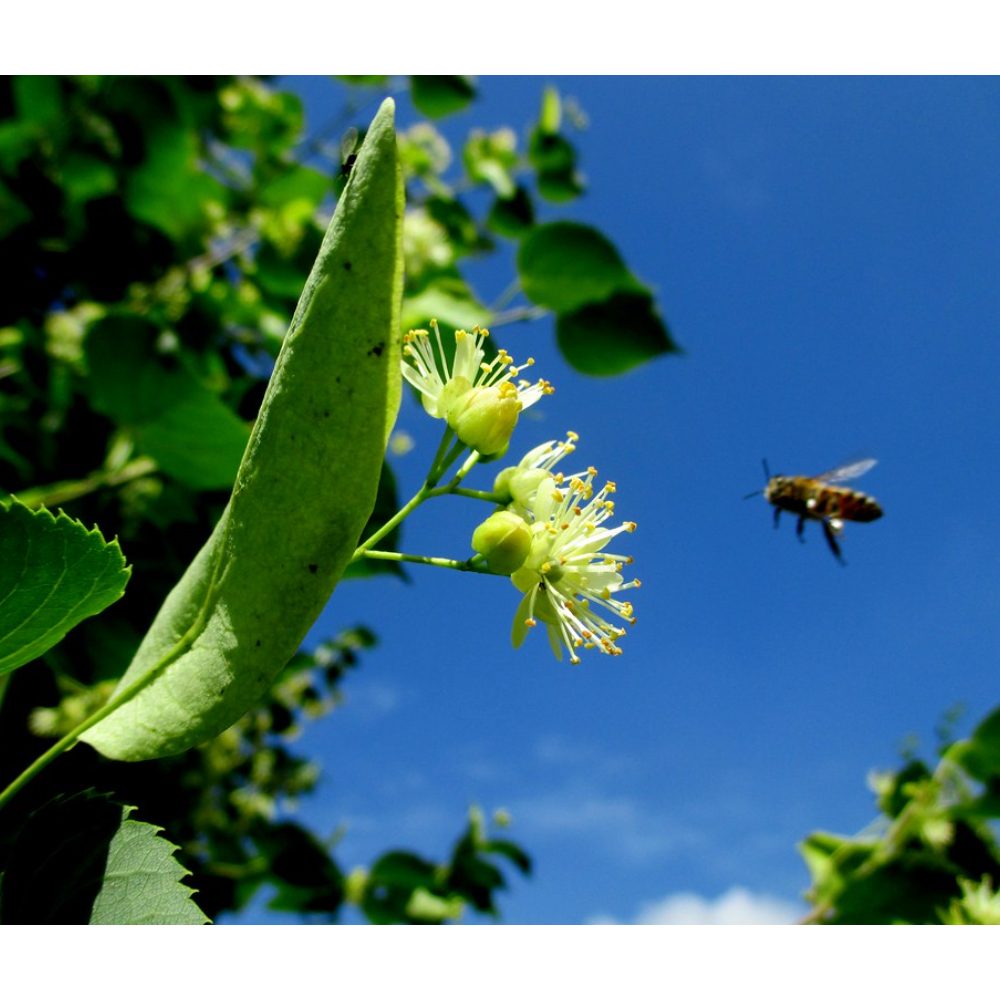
0 75 673 924
2 74 992 926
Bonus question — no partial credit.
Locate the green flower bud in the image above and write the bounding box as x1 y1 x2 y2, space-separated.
494 466 552 507
471 509 533 575
446 381 522 456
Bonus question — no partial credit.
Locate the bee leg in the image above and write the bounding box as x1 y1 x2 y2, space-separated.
822 519 846 565
796 516 807 543
773 507 781 530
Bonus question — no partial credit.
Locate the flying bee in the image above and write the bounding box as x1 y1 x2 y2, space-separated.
745 458 883 564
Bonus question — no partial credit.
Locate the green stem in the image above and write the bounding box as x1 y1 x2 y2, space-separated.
0 537 231 815
352 485 430 560
428 486 502 503
351 428 480 561
0 661 170 813
361 549 494 574
428 438 469 488
0 730 80 814
15 456 157 510
0 672 10 717
425 426 458 487
446 449 482 488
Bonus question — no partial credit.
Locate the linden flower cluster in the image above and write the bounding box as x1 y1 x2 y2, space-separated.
476 433 641 664
401 320 553 456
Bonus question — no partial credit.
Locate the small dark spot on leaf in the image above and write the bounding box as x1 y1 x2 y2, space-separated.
256 639 262 648
343 261 352 271
323 410 330 417
368 341 385 357
308 563 318 574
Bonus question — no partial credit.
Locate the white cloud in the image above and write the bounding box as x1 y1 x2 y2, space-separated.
347 680 401 720
512 788 706 863
532 734 633 776
593 886 805 925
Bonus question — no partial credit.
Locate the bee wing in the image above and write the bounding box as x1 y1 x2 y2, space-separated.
817 458 877 483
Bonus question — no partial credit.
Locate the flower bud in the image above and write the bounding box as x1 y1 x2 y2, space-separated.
471 510 533 575
493 466 552 507
446 381 522 456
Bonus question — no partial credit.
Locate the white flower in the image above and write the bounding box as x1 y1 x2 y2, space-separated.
509 465 640 664
401 320 553 454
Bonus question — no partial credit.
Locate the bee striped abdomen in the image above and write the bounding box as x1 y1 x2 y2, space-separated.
817 487 883 523
756 460 883 563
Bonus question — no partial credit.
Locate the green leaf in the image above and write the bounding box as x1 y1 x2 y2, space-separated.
426 195 486 257
125 121 228 241
85 315 250 489
12 75 63 125
81 99 404 761
875 759 932 819
61 153 118 205
0 120 35 172
401 275 490 338
486 187 535 239
361 851 441 924
257 164 330 210
556 291 679 375
0 498 130 676
0 791 208 925
0 178 30 239
537 164 585 203
253 823 344 913
85 315 192 425
463 129 518 199
518 222 641 314
370 851 439 891
484 838 533 875
528 89 585 203
338 75 391 87
410 76 476 118
537 85 562 133
134 386 250 490
950 706 1000 783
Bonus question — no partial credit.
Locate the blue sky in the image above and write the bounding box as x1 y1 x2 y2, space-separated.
254 77 1000 924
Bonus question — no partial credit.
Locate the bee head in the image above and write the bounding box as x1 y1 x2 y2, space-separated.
763 475 789 501
743 458 777 501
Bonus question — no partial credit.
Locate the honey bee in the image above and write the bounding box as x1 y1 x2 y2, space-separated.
746 459 883 563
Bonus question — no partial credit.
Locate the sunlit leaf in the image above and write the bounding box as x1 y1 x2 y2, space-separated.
0 498 130 676
0 792 208 925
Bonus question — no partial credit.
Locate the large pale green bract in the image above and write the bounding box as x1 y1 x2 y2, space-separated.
0 498 130 676
82 99 403 761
